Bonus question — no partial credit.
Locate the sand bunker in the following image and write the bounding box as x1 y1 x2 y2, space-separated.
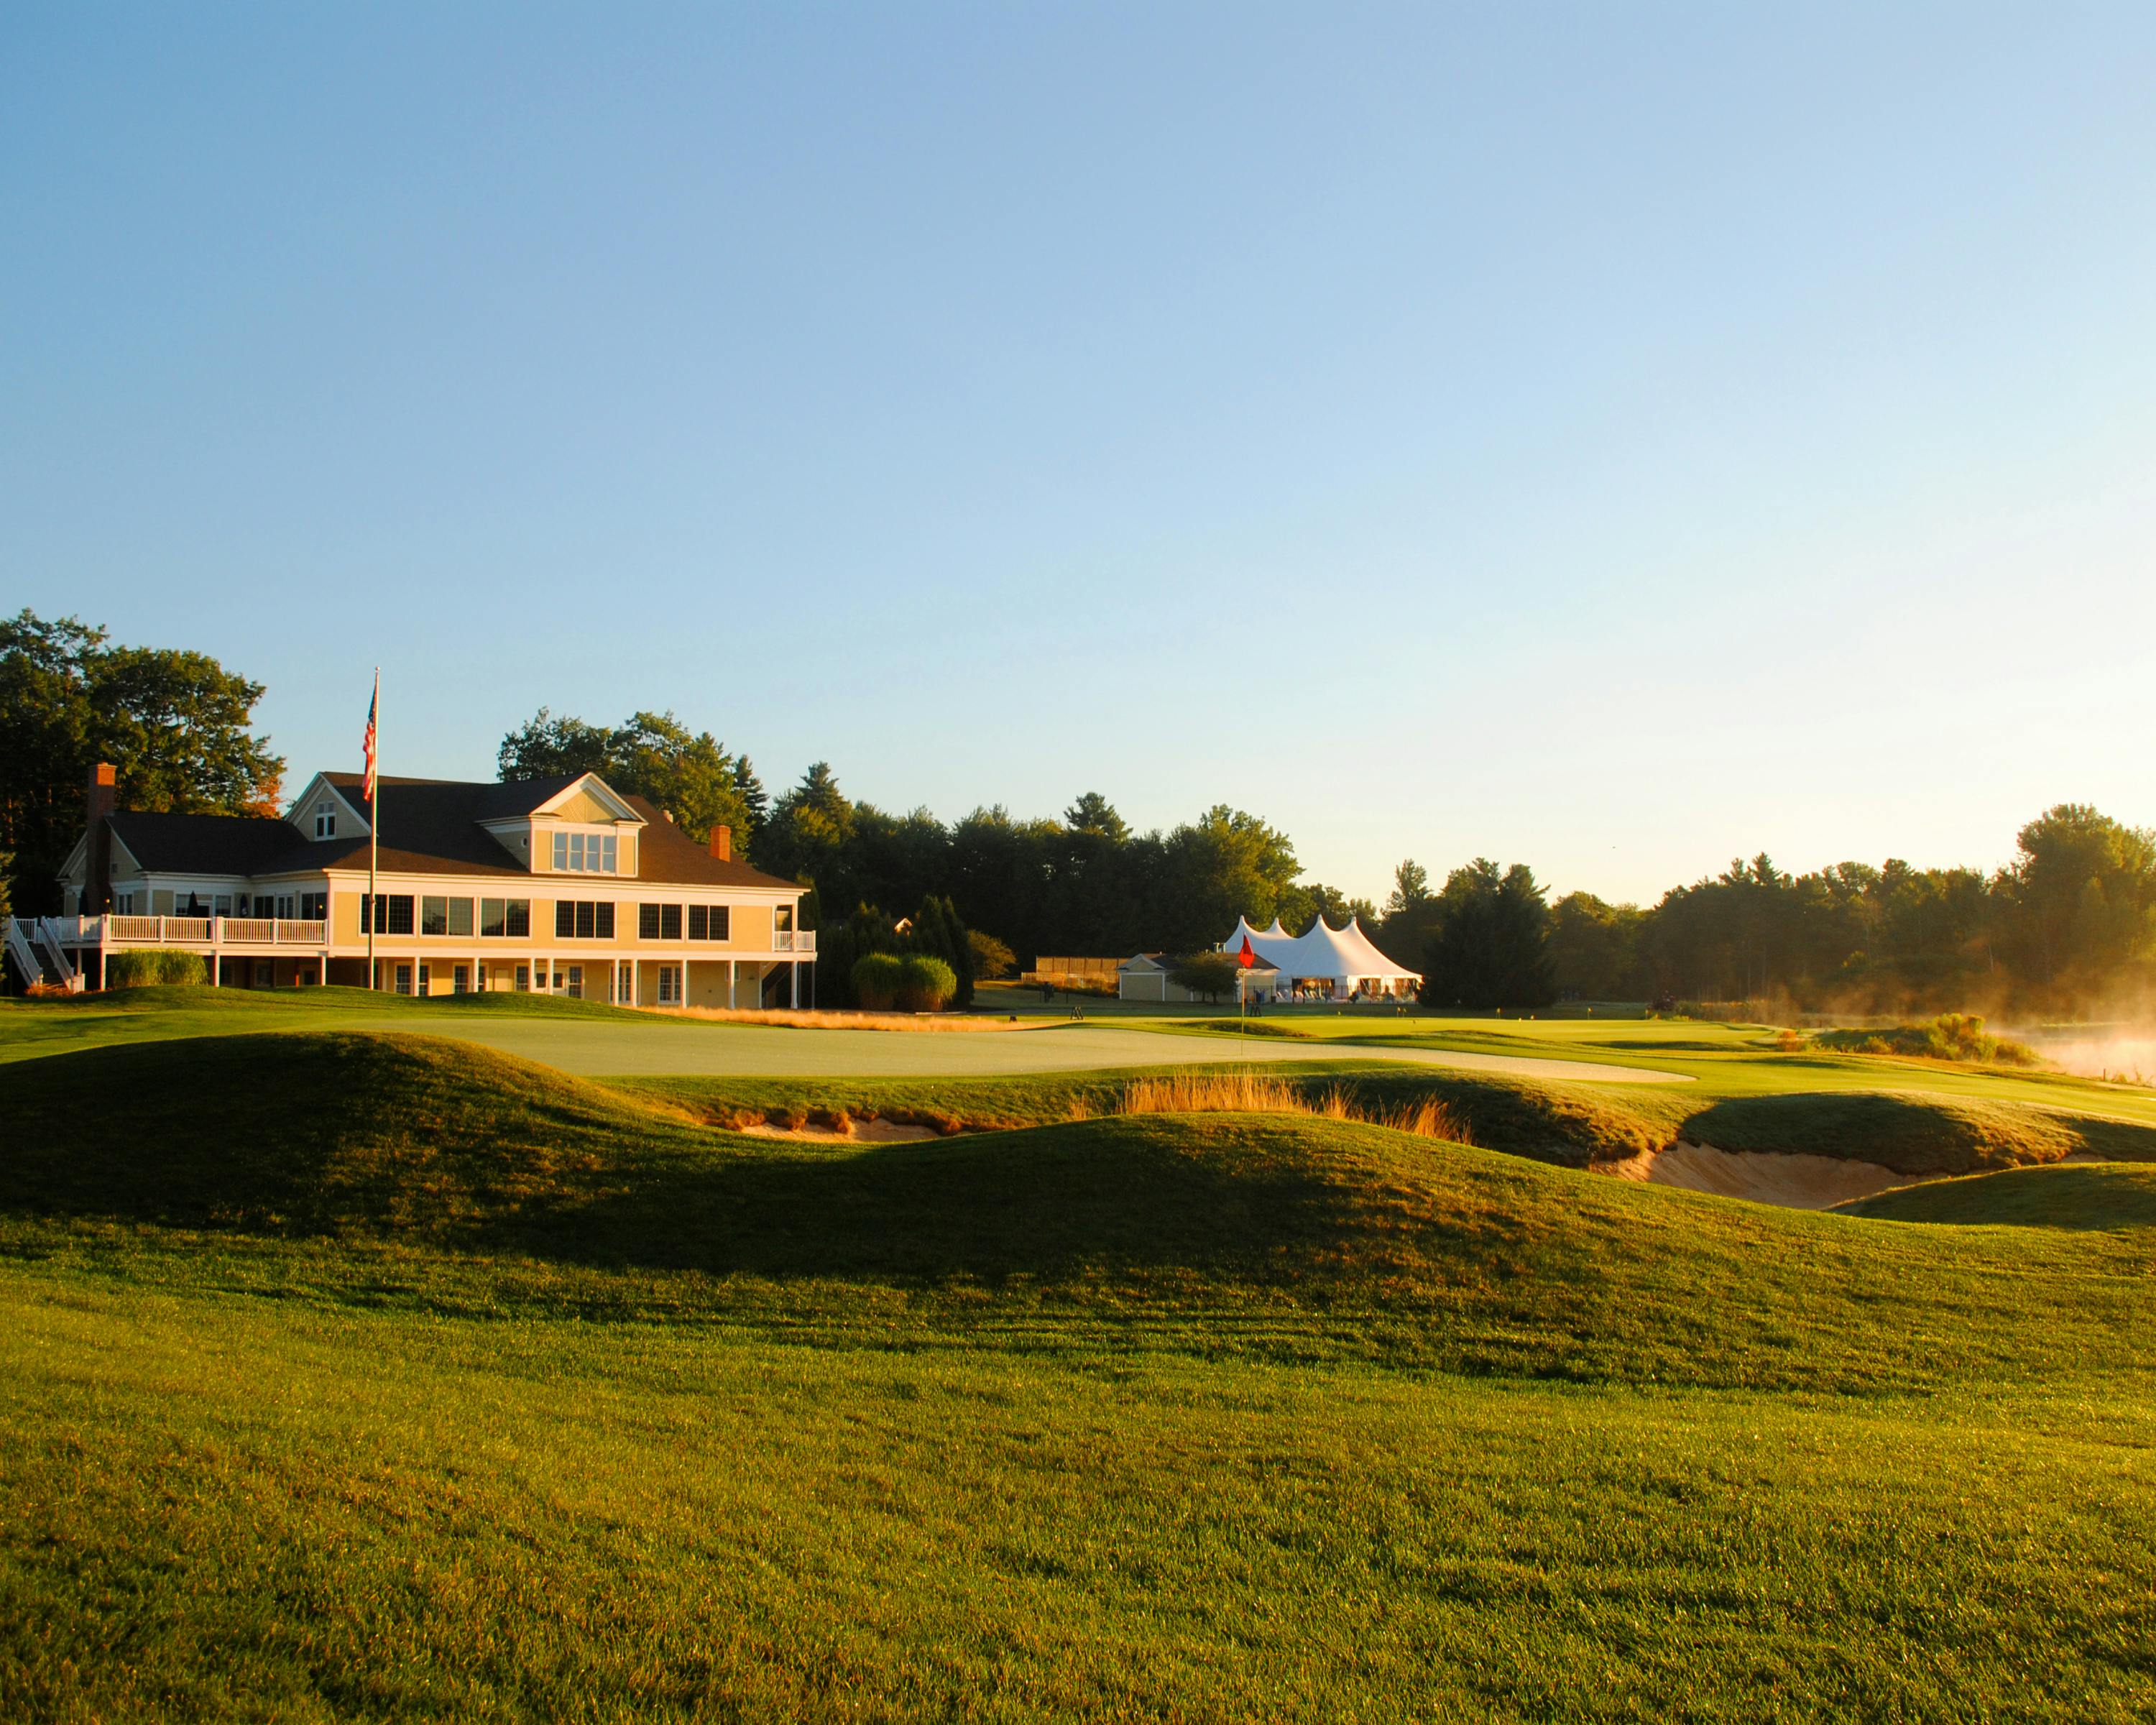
1597 1141 1905 1210
735 1117 944 1144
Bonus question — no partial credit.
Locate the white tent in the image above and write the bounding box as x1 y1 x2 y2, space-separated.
1220 916 1420 1000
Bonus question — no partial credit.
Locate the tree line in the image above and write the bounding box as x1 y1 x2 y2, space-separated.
5 612 2150 1018
1386 806 2156 1016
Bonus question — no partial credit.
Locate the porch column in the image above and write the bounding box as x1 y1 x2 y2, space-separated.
632 957 640 1008
210 918 221 986
789 961 799 1008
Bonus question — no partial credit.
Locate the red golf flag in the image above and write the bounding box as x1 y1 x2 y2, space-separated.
1238 935 1256 969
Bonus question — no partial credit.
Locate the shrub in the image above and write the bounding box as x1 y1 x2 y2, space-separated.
1815 1013 2039 1067
895 954 957 1013
1169 951 1240 1002
852 952 904 1011
967 929 1017 981
106 949 210 988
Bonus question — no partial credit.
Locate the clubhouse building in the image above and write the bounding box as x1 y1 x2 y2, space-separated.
14 765 814 1006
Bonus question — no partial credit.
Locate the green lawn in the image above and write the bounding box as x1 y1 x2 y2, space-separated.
9 1268 2152 1723
5 1008 2156 1718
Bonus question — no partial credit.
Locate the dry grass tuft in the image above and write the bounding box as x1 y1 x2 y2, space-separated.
656 1006 1029 1032
1116 1072 1473 1144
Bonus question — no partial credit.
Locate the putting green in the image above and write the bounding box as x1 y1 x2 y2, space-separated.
331 1013 1692 1081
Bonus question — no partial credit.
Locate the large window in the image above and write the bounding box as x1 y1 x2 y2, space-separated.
421 896 474 937
361 894 415 935
688 905 730 941
638 903 683 941
299 891 327 921
553 901 616 939
552 830 619 874
480 898 531 938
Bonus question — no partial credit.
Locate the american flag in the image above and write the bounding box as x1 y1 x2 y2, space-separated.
362 673 379 804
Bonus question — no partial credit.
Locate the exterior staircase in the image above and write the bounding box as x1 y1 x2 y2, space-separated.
33 920 83 990
4 917 52 993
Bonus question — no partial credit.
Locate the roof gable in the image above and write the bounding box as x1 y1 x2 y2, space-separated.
531 774 645 825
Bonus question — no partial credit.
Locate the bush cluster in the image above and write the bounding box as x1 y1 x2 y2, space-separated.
105 949 210 988
850 952 957 1013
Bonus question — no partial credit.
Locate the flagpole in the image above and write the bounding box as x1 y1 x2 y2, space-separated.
367 668 379 991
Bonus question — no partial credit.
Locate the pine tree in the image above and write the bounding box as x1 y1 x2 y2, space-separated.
910 895 975 1008
732 757 769 837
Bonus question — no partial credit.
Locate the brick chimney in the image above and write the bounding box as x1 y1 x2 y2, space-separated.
708 824 732 863
83 763 116 916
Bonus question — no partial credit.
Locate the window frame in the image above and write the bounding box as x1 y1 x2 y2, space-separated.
362 894 415 936
480 898 531 939
553 899 616 940
687 904 731 942
550 827 621 875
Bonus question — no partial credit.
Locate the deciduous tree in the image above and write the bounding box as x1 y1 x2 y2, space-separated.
0 610 282 914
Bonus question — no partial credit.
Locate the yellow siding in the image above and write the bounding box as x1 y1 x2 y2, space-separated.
550 786 620 823
727 901 774 950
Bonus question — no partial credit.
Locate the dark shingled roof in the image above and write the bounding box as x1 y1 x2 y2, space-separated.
101 774 799 892
313 773 799 890
106 811 310 877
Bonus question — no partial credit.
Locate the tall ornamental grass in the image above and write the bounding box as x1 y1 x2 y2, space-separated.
106 949 210 988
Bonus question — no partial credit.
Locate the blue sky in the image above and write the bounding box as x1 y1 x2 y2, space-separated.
6 4 2154 904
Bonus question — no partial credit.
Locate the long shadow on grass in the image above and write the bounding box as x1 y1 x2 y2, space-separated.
0 1034 1558 1288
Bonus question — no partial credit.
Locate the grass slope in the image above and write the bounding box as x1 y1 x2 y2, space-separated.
1845 1162 2156 1229
5 1031 2155 1392
8 1028 2156 1719
630 1066 2156 1177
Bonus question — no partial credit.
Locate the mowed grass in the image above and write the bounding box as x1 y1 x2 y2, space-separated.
9 1272 2155 1724
6 1027 2156 1717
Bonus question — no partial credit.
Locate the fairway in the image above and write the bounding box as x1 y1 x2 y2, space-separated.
0 991 1690 1082
328 1011 1697 1081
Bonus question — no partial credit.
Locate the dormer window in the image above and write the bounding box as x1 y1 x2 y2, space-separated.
315 801 336 840
553 829 618 873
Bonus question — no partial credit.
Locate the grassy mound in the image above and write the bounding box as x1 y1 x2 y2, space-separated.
7 1032 2156 1392
1679 1092 2156 1175
1842 1162 2156 1229
0 1033 1649 1282
0 1031 670 1241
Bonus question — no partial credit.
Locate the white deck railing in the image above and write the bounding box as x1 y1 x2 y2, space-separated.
94 916 328 947
772 929 816 953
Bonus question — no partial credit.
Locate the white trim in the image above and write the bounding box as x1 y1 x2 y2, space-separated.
530 773 647 827
284 772 370 837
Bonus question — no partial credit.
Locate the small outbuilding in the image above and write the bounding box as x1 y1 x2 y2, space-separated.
1118 949 1279 1003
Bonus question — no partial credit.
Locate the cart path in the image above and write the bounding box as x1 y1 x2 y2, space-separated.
341 1016 1692 1083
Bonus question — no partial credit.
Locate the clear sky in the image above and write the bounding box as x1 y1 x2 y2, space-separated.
6 4 2153 906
